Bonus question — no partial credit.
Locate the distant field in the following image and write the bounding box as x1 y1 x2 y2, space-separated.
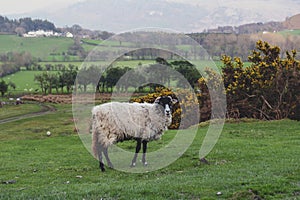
3 71 57 94
0 35 251 64
279 29 300 36
0 35 75 61
82 41 141 53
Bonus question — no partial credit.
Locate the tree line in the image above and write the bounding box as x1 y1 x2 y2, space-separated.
0 15 113 41
34 65 78 94
31 58 202 95
189 32 300 60
0 15 56 35
0 52 34 77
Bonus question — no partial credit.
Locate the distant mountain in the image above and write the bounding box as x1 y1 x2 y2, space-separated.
283 13 300 29
205 13 300 34
44 0 209 32
16 0 300 33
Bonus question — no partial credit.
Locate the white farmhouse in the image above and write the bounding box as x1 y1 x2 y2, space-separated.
23 30 63 37
23 30 54 37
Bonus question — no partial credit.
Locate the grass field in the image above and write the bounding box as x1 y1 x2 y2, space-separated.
0 35 74 60
81 39 134 52
279 29 300 36
0 103 43 120
0 102 299 199
0 35 244 63
2 71 58 94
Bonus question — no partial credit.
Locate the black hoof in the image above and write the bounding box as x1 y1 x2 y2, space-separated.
200 157 209 165
99 162 105 172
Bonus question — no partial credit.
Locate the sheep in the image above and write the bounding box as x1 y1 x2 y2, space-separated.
91 96 178 171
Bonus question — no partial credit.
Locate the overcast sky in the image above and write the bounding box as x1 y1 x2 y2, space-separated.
0 0 83 15
1 0 300 32
1 0 298 16
0 0 281 13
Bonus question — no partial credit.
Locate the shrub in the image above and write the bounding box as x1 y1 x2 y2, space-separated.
220 40 300 120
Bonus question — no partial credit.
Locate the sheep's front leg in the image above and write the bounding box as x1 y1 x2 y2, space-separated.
142 141 148 166
131 139 142 167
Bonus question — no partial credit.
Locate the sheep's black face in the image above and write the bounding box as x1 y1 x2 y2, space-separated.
154 96 178 117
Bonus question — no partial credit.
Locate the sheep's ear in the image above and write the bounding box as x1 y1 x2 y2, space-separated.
154 97 161 103
168 96 178 104
171 98 178 104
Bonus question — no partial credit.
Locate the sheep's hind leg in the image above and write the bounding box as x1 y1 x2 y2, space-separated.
131 139 142 167
142 141 148 166
97 147 105 172
103 147 114 169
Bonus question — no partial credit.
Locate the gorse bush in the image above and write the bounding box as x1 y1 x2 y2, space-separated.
217 40 300 120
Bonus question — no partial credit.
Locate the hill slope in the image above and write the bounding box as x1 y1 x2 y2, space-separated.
0 35 75 61
283 13 300 29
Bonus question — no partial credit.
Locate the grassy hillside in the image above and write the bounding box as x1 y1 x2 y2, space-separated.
0 103 299 199
0 35 74 61
3 71 40 93
81 38 136 52
279 29 300 36
0 103 43 120
3 71 60 94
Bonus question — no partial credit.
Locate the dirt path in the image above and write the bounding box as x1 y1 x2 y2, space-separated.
0 104 56 125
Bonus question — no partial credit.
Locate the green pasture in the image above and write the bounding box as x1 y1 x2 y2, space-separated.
0 35 74 60
0 35 249 65
2 71 58 94
279 29 300 36
82 39 133 47
0 103 43 120
81 39 134 52
0 102 299 199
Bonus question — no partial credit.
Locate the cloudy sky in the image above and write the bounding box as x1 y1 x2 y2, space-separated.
1 0 297 15
1 0 300 32
0 0 83 14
